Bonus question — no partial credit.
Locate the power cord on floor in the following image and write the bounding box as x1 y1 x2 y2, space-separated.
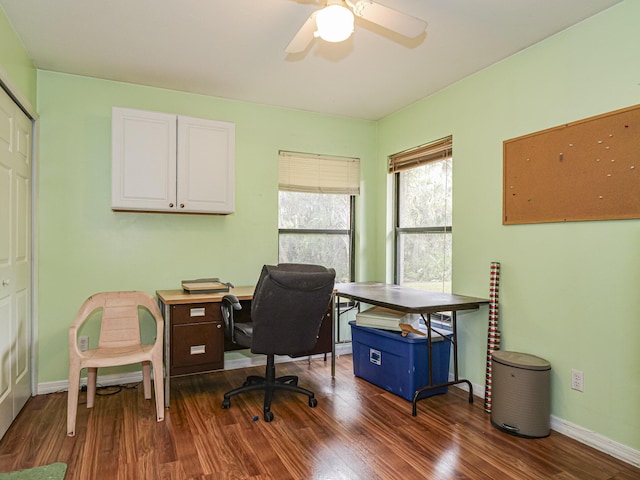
79 382 141 396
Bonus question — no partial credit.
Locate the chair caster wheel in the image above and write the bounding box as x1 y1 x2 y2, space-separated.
309 397 318 408
264 411 274 422
222 399 231 409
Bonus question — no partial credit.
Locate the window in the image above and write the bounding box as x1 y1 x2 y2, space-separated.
391 136 452 293
278 152 359 283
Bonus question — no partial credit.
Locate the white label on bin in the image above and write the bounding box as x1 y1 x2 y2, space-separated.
369 348 381 365
190 345 206 355
190 307 206 317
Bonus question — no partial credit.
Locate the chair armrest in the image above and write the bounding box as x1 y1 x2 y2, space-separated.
69 323 82 357
138 294 164 349
221 294 241 343
68 295 98 356
222 294 242 310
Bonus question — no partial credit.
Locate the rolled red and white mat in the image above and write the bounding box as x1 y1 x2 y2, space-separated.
484 262 501 413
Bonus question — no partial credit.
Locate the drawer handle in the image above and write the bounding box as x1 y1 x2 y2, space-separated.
190 307 205 317
190 345 206 355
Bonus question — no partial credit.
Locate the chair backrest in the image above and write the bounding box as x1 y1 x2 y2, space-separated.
250 263 336 355
72 291 162 349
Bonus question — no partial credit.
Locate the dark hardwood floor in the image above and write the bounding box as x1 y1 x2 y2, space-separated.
0 355 638 479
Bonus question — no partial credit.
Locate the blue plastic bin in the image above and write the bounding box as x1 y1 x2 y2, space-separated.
349 320 452 401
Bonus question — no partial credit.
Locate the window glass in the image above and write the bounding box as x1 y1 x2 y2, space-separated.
279 192 350 229
397 232 451 293
279 191 353 283
398 158 452 228
395 156 452 293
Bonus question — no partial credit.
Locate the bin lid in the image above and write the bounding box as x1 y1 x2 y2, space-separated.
349 320 450 343
492 350 550 370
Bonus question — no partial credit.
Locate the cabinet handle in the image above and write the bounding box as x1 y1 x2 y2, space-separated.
169 202 174 208
216 324 222 329
180 203 185 208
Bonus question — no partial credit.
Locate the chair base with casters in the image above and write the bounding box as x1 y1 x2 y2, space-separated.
221 354 318 422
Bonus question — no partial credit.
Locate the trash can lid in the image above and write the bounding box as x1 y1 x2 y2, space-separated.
492 350 551 370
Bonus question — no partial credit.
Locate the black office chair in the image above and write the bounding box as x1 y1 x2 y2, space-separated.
221 263 335 422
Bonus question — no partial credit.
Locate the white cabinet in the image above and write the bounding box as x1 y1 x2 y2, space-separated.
112 107 235 214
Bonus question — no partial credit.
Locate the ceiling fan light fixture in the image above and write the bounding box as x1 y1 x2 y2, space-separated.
314 4 354 43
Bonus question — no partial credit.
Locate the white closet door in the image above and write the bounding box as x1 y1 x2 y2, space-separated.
0 86 32 440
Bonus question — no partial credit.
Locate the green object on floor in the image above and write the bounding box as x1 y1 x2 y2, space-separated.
0 463 67 480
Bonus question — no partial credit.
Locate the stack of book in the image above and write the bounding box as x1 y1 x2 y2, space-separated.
355 306 415 332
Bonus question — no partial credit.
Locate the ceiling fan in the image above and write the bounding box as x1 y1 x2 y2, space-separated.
285 0 427 53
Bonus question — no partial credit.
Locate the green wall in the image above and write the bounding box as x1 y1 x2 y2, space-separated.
378 1 639 451
35 71 378 382
0 6 36 108
2 0 639 457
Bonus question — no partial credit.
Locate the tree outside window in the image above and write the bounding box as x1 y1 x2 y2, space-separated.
392 137 452 293
278 192 353 283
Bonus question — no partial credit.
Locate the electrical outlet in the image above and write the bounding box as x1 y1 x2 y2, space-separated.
571 369 584 392
79 335 89 352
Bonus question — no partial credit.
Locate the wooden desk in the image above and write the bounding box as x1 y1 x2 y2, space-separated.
333 282 489 415
157 287 254 407
157 286 333 407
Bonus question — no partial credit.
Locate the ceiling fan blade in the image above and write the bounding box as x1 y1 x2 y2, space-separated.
351 0 427 38
285 13 317 54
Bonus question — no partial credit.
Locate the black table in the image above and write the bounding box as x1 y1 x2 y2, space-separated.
332 282 489 415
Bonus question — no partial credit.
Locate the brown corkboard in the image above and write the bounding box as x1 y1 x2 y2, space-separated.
503 104 640 225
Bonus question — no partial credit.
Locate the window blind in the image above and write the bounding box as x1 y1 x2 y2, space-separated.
279 151 360 195
388 135 452 173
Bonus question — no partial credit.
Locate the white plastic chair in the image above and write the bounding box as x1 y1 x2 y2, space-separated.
67 291 165 436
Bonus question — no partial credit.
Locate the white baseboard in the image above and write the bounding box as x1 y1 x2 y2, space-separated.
549 416 640 468
40 347 638 469
450 376 640 468
37 343 354 395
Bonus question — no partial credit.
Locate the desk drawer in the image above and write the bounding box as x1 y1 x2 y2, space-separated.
171 303 222 325
171 322 224 374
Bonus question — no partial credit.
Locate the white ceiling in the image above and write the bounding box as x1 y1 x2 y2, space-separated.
0 0 622 120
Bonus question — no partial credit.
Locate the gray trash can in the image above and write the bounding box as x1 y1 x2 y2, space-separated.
491 350 551 438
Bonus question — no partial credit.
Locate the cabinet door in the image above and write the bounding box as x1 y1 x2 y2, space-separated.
177 116 235 214
112 107 177 211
